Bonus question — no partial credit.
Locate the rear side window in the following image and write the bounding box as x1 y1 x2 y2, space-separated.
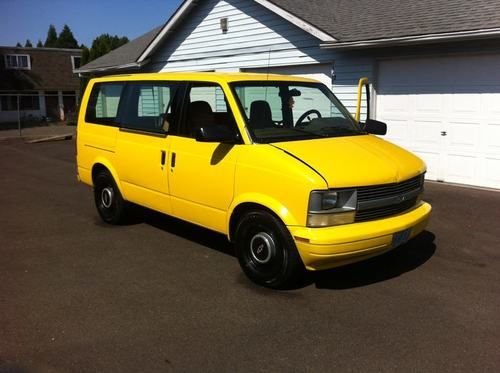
85 82 124 125
120 82 180 134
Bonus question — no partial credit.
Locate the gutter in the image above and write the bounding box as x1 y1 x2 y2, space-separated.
74 60 149 75
320 28 500 49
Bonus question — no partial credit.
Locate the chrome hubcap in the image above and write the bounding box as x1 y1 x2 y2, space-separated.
250 232 275 264
101 187 114 208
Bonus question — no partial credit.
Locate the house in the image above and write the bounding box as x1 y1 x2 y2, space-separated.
0 46 82 124
75 0 500 189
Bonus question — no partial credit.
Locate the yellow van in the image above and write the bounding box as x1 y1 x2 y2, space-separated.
76 72 431 288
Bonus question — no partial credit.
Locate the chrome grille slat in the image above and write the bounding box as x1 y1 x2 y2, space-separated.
353 175 424 222
355 198 418 222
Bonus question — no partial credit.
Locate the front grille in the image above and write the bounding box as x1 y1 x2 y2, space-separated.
354 175 424 222
357 175 423 201
355 197 418 222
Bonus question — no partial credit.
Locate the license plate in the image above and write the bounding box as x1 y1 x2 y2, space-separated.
392 228 411 248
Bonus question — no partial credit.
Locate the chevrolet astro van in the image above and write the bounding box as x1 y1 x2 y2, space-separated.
76 72 431 288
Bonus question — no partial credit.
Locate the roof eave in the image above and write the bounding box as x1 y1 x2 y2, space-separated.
137 0 200 63
320 28 500 49
254 0 336 42
74 60 148 75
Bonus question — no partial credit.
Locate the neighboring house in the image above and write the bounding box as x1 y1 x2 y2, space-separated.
0 46 82 123
75 0 500 189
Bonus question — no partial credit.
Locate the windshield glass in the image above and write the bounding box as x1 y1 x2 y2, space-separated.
230 81 363 143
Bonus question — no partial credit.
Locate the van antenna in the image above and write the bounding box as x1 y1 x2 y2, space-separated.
265 47 271 101
266 47 271 81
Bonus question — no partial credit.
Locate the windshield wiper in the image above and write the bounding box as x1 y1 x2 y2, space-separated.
286 127 326 138
318 127 363 136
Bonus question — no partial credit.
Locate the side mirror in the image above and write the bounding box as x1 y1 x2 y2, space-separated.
196 125 239 143
364 119 387 135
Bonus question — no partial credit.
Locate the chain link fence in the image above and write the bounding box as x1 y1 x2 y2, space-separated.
0 92 79 136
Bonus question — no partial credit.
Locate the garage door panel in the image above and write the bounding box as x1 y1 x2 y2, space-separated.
446 153 477 180
483 94 500 115
377 54 500 189
385 119 411 143
416 94 443 113
451 93 481 114
414 151 440 180
486 123 500 153
379 94 410 113
448 121 480 151
413 120 442 147
485 157 500 187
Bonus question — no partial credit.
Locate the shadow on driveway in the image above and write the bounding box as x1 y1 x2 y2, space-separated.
311 231 436 289
128 207 436 290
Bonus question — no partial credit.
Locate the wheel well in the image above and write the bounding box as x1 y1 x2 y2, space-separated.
91 163 108 184
229 202 281 242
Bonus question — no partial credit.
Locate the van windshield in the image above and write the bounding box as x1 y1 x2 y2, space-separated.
230 81 364 143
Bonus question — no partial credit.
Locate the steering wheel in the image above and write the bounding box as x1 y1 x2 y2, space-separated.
296 109 322 127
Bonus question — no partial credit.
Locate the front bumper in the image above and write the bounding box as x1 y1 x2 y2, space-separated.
288 202 431 271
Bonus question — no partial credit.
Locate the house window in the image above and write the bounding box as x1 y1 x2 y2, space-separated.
4 54 31 69
71 56 81 70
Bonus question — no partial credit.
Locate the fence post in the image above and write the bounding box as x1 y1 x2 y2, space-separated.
17 94 21 137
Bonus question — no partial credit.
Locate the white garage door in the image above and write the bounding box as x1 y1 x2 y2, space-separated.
243 63 333 89
377 54 500 189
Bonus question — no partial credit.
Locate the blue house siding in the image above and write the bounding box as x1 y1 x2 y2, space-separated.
148 0 375 116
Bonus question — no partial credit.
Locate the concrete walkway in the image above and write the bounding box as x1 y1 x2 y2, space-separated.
0 124 76 141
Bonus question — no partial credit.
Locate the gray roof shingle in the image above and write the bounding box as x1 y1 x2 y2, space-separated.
76 26 163 72
268 0 500 42
78 0 500 72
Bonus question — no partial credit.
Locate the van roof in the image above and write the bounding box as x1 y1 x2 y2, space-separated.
90 72 319 84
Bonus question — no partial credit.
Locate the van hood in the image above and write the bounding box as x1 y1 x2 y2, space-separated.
271 135 426 188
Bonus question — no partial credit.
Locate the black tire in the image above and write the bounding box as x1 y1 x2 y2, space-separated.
235 210 304 289
93 170 127 224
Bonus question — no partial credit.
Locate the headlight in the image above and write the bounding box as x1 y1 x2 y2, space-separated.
307 189 357 227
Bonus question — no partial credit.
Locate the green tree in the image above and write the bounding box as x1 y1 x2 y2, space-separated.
16 42 22 47
80 45 90 66
36 40 43 48
79 34 128 96
57 24 79 49
25 39 33 47
87 34 129 62
44 24 58 48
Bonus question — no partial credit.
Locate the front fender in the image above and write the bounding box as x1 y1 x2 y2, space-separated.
227 192 301 240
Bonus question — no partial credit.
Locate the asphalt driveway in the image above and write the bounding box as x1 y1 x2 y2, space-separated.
0 139 499 372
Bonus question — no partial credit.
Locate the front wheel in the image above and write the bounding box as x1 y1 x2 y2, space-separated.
93 170 128 224
235 210 304 289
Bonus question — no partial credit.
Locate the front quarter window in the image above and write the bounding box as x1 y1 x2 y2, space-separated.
231 81 362 143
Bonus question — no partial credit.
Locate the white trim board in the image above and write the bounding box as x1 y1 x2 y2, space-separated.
137 0 336 64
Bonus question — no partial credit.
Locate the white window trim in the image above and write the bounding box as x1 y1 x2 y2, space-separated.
4 54 31 70
71 55 81 71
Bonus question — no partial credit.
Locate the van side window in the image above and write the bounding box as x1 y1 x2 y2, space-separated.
85 83 124 125
179 83 237 138
120 82 179 134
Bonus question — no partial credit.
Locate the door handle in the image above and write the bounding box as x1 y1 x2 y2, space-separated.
160 150 166 165
171 152 176 168
441 131 447 136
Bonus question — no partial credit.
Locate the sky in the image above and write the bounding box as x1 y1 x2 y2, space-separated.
0 0 183 47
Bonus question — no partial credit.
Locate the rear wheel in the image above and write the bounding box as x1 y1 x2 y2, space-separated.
235 210 304 289
93 170 127 224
